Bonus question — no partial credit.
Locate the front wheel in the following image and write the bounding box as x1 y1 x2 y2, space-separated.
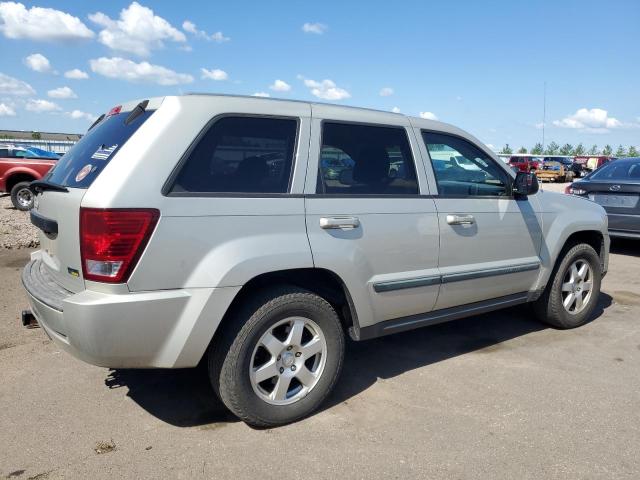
209 287 345 427
10 181 34 211
533 243 602 329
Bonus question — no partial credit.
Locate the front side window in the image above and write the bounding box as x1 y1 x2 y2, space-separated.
590 160 640 180
317 122 418 195
423 132 510 197
171 116 297 194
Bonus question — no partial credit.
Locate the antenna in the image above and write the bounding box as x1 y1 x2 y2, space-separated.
542 81 546 152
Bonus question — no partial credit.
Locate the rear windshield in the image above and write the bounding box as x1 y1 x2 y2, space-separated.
590 160 640 180
46 110 154 188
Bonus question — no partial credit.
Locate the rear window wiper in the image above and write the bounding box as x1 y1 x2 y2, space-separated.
30 180 69 193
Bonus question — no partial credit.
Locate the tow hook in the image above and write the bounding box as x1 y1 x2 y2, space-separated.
21 310 39 329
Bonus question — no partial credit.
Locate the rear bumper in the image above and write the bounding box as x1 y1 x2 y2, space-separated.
22 255 240 368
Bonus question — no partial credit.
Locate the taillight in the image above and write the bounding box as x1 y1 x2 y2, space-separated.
80 208 159 283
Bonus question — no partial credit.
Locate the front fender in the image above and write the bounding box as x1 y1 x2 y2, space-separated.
533 191 608 291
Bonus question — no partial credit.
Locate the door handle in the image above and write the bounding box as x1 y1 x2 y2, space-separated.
320 216 360 229
446 214 475 225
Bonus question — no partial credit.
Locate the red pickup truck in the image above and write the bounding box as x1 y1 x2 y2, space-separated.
0 145 59 210
508 156 543 173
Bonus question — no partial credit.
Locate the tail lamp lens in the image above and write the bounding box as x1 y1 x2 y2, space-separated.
80 208 159 283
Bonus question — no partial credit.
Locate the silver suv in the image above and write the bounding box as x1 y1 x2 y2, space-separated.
23 95 609 426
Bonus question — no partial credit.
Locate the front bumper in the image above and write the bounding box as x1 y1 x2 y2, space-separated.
22 256 240 368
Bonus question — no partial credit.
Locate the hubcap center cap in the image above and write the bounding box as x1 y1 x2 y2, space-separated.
281 351 295 367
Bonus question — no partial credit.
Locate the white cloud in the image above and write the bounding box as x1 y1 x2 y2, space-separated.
269 79 291 92
23 53 51 73
89 2 186 57
47 86 77 99
0 72 35 96
302 22 327 34
299 76 350 100
419 111 438 120
0 1 94 42
67 110 97 122
182 20 230 42
64 68 89 80
90 57 194 85
252 92 270 97
0 102 16 116
201 68 228 81
26 98 61 112
391 106 401 113
553 108 622 133
379 87 394 97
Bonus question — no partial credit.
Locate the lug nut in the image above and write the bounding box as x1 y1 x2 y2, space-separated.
291 365 296 371
295 352 301 357
287 345 293 351
277 355 281 360
279 367 284 374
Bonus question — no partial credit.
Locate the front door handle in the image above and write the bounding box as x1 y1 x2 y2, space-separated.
320 216 360 229
446 214 475 225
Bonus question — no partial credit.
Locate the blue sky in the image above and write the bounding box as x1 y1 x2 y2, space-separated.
0 0 638 151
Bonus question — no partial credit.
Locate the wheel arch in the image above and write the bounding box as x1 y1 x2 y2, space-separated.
5 170 37 192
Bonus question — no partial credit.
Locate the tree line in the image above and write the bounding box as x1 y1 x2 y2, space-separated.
500 142 639 157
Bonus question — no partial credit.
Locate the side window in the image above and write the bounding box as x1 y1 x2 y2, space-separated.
317 122 418 195
171 116 298 194
422 131 510 197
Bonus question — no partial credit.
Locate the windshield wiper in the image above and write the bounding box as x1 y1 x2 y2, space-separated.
30 180 69 193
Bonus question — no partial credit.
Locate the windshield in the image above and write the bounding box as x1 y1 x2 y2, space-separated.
590 160 640 181
46 110 154 188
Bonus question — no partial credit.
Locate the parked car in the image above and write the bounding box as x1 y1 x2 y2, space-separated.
574 156 614 176
508 155 543 173
565 157 640 239
543 156 582 177
537 160 574 183
0 144 59 210
23 95 609 427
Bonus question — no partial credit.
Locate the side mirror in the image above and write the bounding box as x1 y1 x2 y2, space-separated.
513 171 539 197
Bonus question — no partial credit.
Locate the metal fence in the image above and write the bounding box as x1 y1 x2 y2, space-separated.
1 138 77 154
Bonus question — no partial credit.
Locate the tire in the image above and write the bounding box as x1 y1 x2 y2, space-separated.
10 181 35 211
208 286 345 427
532 243 602 329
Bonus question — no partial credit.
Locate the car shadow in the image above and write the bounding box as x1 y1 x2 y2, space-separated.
106 293 612 428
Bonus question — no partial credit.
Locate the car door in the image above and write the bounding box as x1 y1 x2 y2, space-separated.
415 126 543 310
305 106 440 330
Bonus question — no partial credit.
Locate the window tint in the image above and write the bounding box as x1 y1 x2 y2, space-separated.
47 110 155 188
172 116 297 194
317 122 418 195
591 160 640 180
423 132 510 197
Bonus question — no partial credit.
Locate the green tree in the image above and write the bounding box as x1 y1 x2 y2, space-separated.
559 143 574 155
545 141 560 155
517 146 527 154
573 143 585 156
500 144 513 154
615 145 627 157
531 142 544 155
628 146 639 157
588 145 599 155
31 131 41 140
602 145 613 156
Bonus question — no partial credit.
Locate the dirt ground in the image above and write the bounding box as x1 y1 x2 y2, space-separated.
1 182 639 479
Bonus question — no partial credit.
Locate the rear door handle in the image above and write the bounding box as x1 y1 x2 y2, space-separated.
320 216 360 229
446 214 475 225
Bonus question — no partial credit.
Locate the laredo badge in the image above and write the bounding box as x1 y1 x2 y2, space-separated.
91 144 118 160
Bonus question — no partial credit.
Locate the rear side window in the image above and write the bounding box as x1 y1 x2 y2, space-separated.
46 110 155 188
170 116 298 194
317 122 418 195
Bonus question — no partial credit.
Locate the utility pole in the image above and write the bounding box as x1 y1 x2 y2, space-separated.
542 81 546 152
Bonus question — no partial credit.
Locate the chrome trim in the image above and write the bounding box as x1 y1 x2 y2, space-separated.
441 262 540 284
372 262 540 293
373 275 441 293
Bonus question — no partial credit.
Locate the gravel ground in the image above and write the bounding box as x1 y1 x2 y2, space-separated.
0 194 39 249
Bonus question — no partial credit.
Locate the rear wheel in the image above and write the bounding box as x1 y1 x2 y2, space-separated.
10 181 34 211
533 243 601 329
208 287 345 427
